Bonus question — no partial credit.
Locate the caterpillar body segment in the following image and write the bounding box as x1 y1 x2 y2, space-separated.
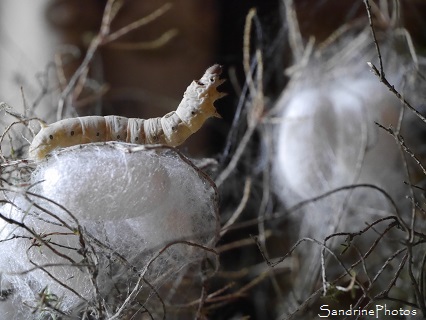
29 65 226 160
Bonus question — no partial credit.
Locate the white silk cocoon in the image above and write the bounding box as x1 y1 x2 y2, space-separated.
271 34 425 304
0 143 219 319
275 76 405 214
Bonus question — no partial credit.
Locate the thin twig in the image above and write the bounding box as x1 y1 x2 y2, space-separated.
220 177 251 236
364 0 384 78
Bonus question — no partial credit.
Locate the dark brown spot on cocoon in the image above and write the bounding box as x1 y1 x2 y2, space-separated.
49 135 53 140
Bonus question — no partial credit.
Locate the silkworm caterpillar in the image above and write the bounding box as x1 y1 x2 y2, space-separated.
29 65 226 160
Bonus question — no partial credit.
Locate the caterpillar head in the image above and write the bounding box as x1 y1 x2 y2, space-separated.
176 64 226 132
199 64 227 117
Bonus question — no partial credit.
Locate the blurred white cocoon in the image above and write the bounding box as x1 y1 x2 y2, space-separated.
270 33 422 297
0 143 219 319
275 75 405 218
